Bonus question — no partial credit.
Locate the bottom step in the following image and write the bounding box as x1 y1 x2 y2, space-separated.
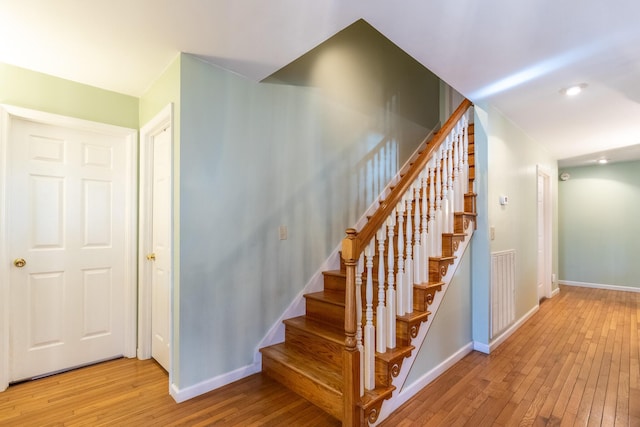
261 343 399 423
261 343 343 420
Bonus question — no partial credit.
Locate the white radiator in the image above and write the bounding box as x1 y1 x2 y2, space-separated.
491 249 516 339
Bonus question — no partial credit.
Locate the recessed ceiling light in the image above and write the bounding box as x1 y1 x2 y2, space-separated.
597 158 608 164
561 83 588 96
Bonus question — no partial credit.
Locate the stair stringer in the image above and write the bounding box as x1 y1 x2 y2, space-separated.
370 218 476 426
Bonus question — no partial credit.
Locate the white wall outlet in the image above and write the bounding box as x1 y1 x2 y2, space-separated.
279 225 288 240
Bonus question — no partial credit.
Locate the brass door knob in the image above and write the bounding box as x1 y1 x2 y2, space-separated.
146 253 156 261
14 258 26 268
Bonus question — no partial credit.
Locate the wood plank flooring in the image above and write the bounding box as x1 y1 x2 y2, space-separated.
0 285 638 426
380 285 640 427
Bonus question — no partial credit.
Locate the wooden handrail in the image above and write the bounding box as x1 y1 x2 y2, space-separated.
342 98 472 262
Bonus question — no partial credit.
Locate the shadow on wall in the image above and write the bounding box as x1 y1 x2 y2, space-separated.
263 18 441 145
263 17 442 222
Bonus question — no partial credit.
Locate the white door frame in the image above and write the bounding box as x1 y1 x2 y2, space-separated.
137 104 173 372
537 165 553 300
0 105 138 391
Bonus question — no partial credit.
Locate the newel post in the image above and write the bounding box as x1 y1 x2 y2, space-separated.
342 228 361 426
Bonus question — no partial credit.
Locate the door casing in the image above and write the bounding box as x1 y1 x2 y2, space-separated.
0 105 138 391
137 104 173 378
536 165 552 300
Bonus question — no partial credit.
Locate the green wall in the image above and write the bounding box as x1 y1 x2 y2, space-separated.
0 62 138 128
138 54 182 385
405 247 472 385
558 161 640 289
473 104 558 347
139 55 181 127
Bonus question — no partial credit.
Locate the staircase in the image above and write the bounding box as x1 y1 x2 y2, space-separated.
260 100 476 426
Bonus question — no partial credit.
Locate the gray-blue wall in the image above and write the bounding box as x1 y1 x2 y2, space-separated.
177 49 440 387
559 161 640 289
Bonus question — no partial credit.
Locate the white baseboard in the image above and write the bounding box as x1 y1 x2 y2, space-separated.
489 304 538 352
373 342 474 425
473 303 539 355
170 362 260 403
559 280 640 293
551 287 560 297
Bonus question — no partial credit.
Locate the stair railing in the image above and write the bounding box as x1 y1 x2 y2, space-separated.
341 99 472 425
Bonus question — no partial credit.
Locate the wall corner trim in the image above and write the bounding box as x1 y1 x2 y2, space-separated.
473 341 490 354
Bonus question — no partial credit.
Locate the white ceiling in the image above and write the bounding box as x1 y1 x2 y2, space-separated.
2 0 640 166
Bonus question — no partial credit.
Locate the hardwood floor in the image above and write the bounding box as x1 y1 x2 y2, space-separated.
1 285 638 426
380 285 640 427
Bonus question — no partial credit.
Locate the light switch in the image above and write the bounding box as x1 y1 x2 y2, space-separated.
490 226 495 240
279 225 288 240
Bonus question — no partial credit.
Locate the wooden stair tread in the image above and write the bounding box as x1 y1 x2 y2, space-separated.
414 281 444 290
323 269 345 278
284 316 343 345
376 344 414 362
305 290 345 307
430 255 456 262
260 343 343 393
360 385 396 411
396 309 431 323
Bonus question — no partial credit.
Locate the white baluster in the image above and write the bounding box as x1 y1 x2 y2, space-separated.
386 211 396 349
364 241 375 391
447 133 455 233
420 167 429 284
441 137 450 236
396 201 405 317
460 123 466 208
376 224 387 353
356 253 364 397
428 157 436 257
435 147 443 257
453 125 461 212
413 178 422 284
462 116 469 199
404 190 414 314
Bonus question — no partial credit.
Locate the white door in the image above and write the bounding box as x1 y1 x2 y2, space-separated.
7 117 133 382
150 126 171 371
537 174 544 299
536 169 551 300
138 104 173 374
